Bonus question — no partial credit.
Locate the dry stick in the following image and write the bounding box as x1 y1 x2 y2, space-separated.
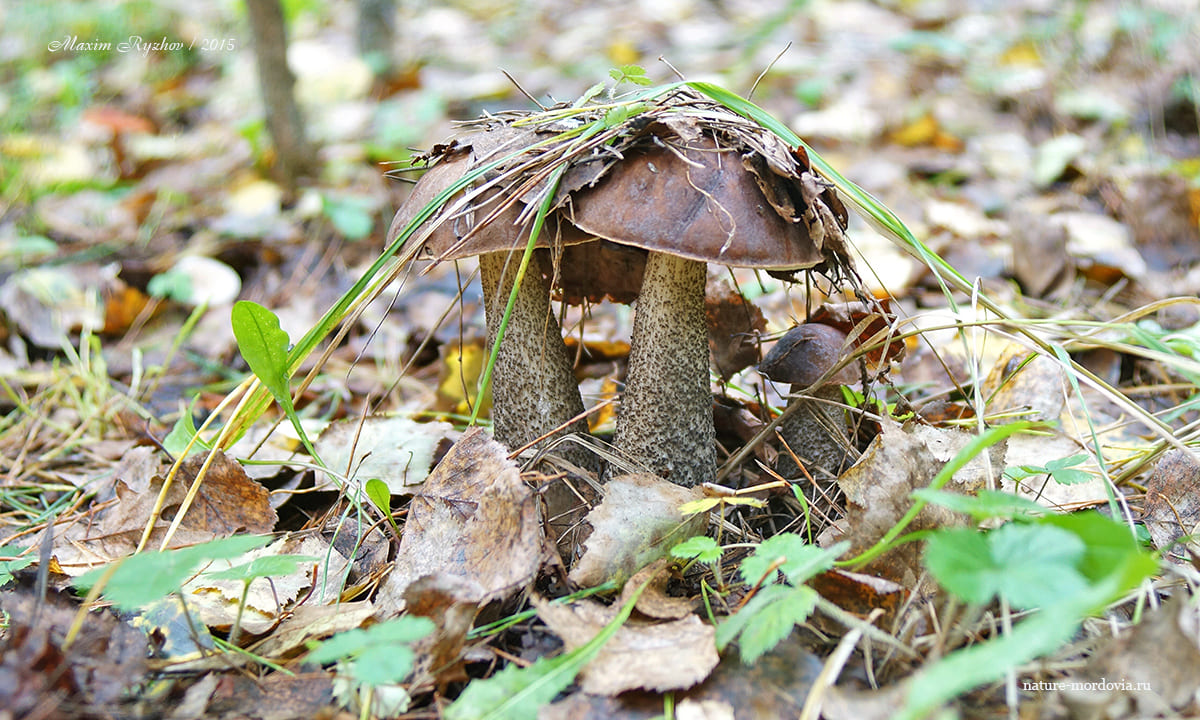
506 398 616 461
800 608 885 720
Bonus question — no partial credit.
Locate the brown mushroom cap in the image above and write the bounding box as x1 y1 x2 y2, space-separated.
760 323 858 388
564 133 834 269
387 126 594 261
389 123 848 273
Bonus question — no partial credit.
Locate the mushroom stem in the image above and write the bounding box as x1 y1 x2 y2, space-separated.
775 385 856 481
478 251 592 467
612 252 716 488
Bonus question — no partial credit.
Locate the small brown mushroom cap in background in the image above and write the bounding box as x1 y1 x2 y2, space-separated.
760 323 860 480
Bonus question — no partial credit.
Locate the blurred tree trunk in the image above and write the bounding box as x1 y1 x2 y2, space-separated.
244 0 317 191
356 0 396 81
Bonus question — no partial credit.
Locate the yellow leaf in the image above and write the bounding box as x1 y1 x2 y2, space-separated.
888 113 938 147
437 339 491 417
607 39 639 67
999 39 1041 67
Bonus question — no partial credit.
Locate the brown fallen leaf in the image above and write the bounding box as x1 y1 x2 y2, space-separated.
1142 449 1200 565
705 274 766 382
403 573 481 688
1061 594 1200 717
981 342 1067 423
0 587 149 716
207 673 336 720
541 632 824 719
249 601 377 661
313 414 457 494
374 428 543 615
569 473 706 588
838 419 1004 585
181 537 318 635
101 449 276 539
534 595 718 694
620 559 696 620
808 569 906 629
49 448 277 575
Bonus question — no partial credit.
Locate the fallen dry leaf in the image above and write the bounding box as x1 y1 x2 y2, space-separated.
705 275 766 382
1142 449 1200 564
838 419 1005 584
313 414 457 494
809 569 906 629
0 588 149 715
207 672 336 720
544 632 825 719
96 449 276 541
1062 594 1200 717
49 448 277 575
404 573 481 688
534 595 718 694
249 601 377 661
374 428 543 615
181 537 317 635
620 559 696 620
569 473 706 588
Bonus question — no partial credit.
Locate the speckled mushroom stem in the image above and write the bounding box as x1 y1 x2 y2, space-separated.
775 386 855 481
612 252 716 488
478 251 592 468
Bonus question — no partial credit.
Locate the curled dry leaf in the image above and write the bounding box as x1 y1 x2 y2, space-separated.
403 574 481 688
620 558 696 620
808 569 906 630
249 601 377 661
543 632 826 718
533 595 718 695
0 589 149 714
51 449 277 575
374 428 543 615
569 473 706 588
181 537 318 635
705 274 766 382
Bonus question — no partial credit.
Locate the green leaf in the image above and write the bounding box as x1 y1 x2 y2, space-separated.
365 478 392 517
446 580 648 720
925 525 1089 609
147 268 193 301
231 301 321 463
670 536 722 565
231 301 294 415
608 64 651 86
715 584 817 663
738 534 843 587
306 616 435 675
1041 512 1158 597
74 535 271 611
0 546 33 588
1034 134 1086 187
1004 453 1093 486
322 194 374 240
911 488 1049 520
203 554 320 582
162 401 208 458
